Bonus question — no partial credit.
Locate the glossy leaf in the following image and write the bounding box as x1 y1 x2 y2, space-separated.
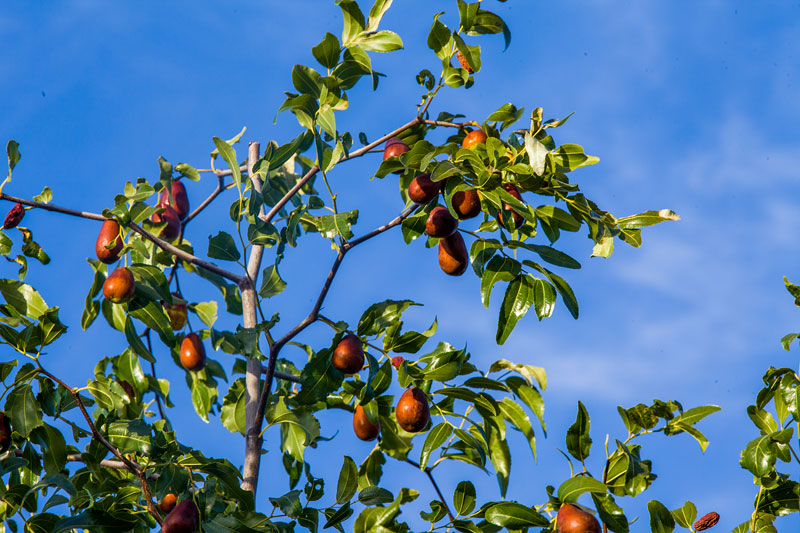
566 401 591 461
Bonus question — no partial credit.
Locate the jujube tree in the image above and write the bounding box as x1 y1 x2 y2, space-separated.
0 1 732 532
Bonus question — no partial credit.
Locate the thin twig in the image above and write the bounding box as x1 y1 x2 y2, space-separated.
183 174 227 225
37 367 163 526
405 459 455 522
421 119 472 129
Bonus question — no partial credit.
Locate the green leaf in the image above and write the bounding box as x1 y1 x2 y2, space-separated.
617 209 680 229
419 423 452 470
470 238 501 277
557 477 607 503
498 397 536 459
127 296 173 345
496 274 535 344
312 32 341 68
647 500 676 533
0 279 48 320
174 163 200 181
312 209 359 240
208 231 241 262
123 316 156 364
353 30 403 52
427 13 452 61
338 0 366 45
484 502 549 529
358 486 394 506
670 500 697 529
552 144 600 171
467 9 511 50
7 139 20 178
366 0 393 31
741 434 778 477
212 135 243 188
481 255 519 308
358 299 420 337
259 264 287 298
106 419 152 455
190 375 215 422
336 456 358 504
524 131 547 175
5 383 42 437
566 401 592 461
591 493 629 533
531 277 556 320
453 480 476 516
221 379 247 435
490 359 546 390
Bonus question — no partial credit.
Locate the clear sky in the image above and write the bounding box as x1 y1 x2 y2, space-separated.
2 0 800 531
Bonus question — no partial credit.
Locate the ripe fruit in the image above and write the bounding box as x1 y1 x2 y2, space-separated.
455 50 474 74
461 129 488 150
438 232 469 276
382 137 410 162
332 333 364 374
2 203 25 230
556 504 601 533
95 219 124 264
408 174 441 204
159 181 190 221
425 207 458 238
391 356 404 370
165 292 188 331
159 493 178 514
352 405 380 441
180 332 206 372
395 387 430 433
497 184 525 230
162 499 198 533
152 205 181 242
103 267 136 304
452 189 481 219
693 512 720 531
0 411 11 453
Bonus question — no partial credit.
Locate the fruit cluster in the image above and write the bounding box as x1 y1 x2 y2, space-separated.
382 128 527 278
331 333 430 440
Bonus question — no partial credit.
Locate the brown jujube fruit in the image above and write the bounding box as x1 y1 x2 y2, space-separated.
382 137 409 161
556 504 601 533
159 181 190 221
461 129 488 150
165 292 188 331
497 184 524 230
395 387 430 433
693 512 720 531
332 333 364 374
456 50 474 74
152 205 181 241
95 219 124 264
159 493 178 514
2 203 25 230
162 499 198 533
103 267 136 304
0 412 11 453
452 189 481 219
352 405 380 441
425 206 458 238
408 174 441 204
438 232 469 276
180 332 206 372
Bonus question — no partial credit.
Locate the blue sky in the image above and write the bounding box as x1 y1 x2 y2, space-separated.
2 0 800 530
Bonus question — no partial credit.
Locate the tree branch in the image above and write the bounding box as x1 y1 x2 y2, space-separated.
0 192 243 284
183 174 229 225
37 367 163 526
